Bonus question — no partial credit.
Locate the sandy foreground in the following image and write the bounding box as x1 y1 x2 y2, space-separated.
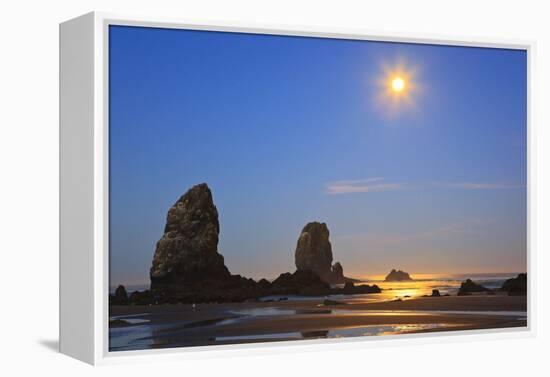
109 294 527 349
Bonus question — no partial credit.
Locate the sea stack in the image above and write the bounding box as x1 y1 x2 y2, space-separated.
150 183 230 289
140 184 379 304
294 222 356 284
384 269 413 282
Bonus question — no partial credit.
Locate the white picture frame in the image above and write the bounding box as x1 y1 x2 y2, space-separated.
59 11 535 365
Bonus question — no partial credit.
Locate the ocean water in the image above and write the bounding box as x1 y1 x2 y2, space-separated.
358 272 518 300
259 272 520 303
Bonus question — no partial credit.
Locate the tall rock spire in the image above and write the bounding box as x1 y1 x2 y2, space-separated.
150 183 230 289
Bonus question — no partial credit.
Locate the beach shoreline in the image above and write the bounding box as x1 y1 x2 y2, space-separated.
109 294 527 351
110 294 527 316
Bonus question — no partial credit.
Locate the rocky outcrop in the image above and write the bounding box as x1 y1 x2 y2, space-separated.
331 262 344 281
148 183 268 303
269 272 380 297
129 289 155 305
271 270 331 296
457 279 491 296
431 289 441 297
150 183 230 289
384 269 413 281
339 282 382 295
295 222 333 277
294 222 357 284
107 183 384 306
109 285 128 305
109 319 131 328
500 273 527 295
124 274 381 305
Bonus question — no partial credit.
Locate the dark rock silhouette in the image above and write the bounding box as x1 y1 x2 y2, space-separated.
384 269 413 281
107 183 384 306
331 262 344 281
148 275 266 305
295 222 333 276
150 183 230 288
431 289 441 297
500 273 527 295
301 330 330 338
457 279 491 296
109 319 131 328
294 222 357 284
271 270 330 296
147 183 266 303
340 281 382 295
257 278 271 290
109 285 128 305
343 282 355 293
129 289 155 305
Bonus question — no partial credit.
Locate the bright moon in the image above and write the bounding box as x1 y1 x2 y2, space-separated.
391 77 405 92
375 61 419 117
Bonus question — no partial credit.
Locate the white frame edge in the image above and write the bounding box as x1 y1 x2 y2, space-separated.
59 11 535 365
59 12 96 364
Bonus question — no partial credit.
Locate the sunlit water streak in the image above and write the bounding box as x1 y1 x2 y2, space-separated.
258 274 516 304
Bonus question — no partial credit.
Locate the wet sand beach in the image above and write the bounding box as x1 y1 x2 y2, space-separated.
109 294 527 351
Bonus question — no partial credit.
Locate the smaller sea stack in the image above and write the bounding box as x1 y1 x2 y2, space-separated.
384 269 413 282
294 221 358 284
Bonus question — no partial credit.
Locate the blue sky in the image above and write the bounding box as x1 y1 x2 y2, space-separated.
109 25 526 285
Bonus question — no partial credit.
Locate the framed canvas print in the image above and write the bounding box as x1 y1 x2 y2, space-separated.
60 12 533 365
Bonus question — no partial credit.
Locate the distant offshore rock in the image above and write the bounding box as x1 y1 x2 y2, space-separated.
384 269 413 282
295 222 358 284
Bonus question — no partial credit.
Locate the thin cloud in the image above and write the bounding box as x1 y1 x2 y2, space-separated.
325 178 402 194
325 178 523 195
